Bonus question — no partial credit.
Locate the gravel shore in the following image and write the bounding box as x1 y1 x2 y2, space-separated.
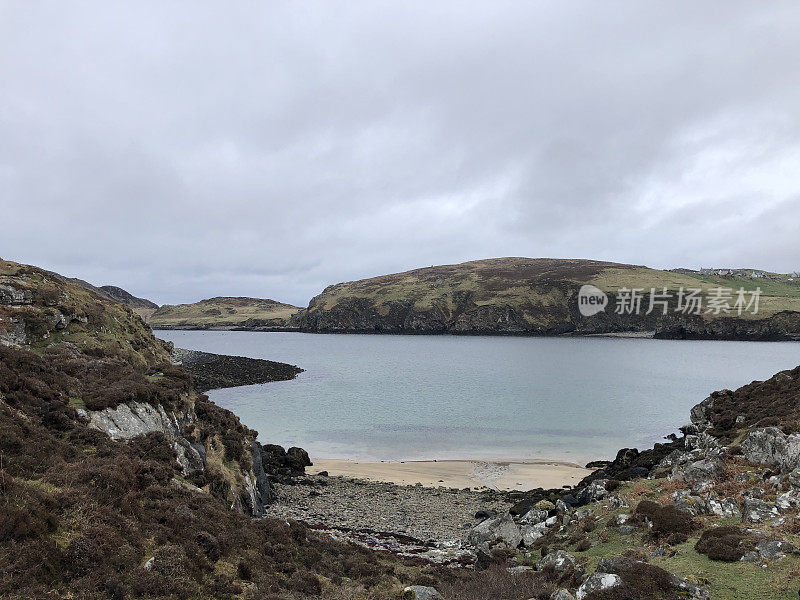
267 474 510 559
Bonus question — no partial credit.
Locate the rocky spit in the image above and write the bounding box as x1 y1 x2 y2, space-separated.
170 347 303 392
267 474 509 562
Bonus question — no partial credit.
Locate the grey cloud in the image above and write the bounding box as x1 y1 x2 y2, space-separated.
2 1 800 306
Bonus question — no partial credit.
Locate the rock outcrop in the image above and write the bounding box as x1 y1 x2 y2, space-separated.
741 427 800 472
83 398 280 517
466 512 522 553
85 401 205 475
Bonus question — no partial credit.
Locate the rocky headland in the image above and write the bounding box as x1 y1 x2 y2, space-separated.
294 257 800 340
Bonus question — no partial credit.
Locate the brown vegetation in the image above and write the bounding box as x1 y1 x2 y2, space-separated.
633 500 700 544
695 526 755 562
704 367 800 440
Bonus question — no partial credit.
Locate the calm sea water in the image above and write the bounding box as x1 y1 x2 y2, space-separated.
155 331 800 464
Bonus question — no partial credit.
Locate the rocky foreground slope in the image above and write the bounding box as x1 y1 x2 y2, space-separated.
295 257 800 340
0 258 307 517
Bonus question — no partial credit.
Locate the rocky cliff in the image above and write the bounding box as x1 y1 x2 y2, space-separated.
295 257 800 340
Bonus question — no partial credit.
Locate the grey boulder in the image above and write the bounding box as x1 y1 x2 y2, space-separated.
705 495 741 519
575 480 609 504
741 427 800 472
519 508 549 524
755 539 793 560
742 498 779 523
672 459 722 483
403 586 443 600
536 550 576 574
466 512 521 552
776 491 800 512
672 490 704 515
520 522 549 547
576 572 621 599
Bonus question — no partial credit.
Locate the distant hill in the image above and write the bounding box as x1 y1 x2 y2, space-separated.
149 296 301 329
294 257 800 340
95 284 158 310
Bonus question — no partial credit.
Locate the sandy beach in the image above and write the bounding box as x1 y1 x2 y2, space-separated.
307 458 592 491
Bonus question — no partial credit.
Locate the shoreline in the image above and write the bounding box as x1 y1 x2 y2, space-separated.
306 458 593 491
153 326 800 341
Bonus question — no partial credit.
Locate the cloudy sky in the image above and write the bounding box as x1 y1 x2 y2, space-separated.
2 2 799 306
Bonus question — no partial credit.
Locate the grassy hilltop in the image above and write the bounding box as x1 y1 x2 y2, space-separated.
0 258 170 370
296 257 800 339
149 296 301 329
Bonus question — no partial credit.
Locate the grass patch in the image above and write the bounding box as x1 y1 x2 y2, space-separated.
67 397 85 410
652 539 800 600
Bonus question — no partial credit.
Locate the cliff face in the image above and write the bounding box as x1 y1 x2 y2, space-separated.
295 258 800 340
81 397 273 516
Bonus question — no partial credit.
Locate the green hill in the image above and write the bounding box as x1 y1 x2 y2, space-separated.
149 296 300 329
295 257 800 339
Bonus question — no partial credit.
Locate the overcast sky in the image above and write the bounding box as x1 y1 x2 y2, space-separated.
2 2 800 306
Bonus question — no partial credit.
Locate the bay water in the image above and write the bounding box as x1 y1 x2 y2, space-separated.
156 331 800 464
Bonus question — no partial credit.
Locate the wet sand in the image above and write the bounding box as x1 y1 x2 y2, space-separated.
307 458 592 491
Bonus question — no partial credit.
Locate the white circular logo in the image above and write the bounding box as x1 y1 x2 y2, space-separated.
578 285 608 316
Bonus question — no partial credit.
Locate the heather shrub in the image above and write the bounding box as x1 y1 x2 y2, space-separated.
634 500 699 544
582 557 680 599
695 526 754 561
575 538 591 552
287 570 322 595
